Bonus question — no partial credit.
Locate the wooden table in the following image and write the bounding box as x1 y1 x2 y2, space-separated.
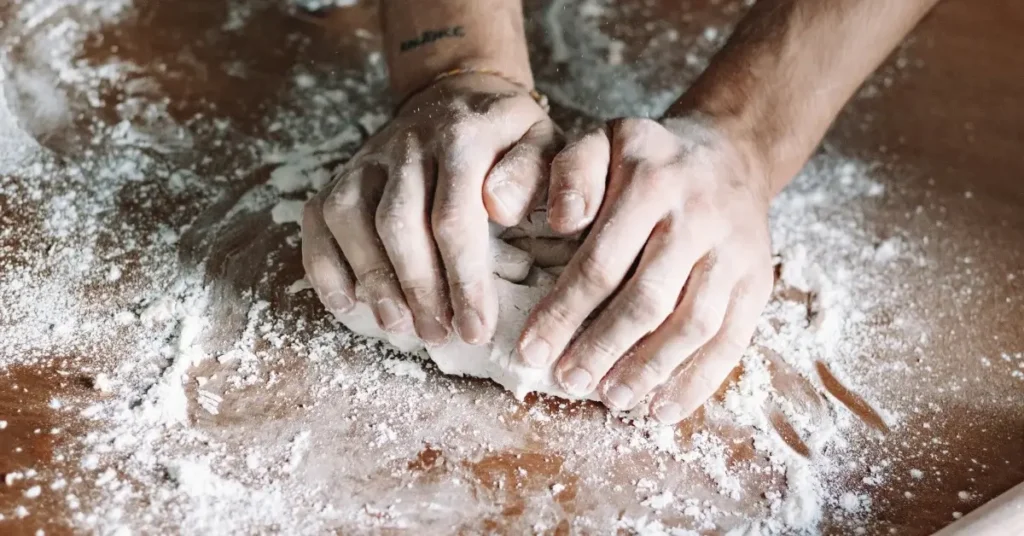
0 1 1021 534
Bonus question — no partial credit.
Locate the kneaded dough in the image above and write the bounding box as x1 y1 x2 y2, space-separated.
331 210 584 400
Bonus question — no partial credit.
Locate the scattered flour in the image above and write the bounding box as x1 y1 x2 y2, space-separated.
382 358 428 382
270 199 305 225
0 1 1010 535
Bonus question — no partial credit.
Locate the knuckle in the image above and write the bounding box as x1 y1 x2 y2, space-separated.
303 255 341 291
536 300 577 335
494 146 541 182
374 202 413 243
527 119 557 146
402 280 441 306
430 207 465 244
587 336 623 363
550 154 589 187
615 118 661 151
635 165 679 189
322 181 363 220
306 258 331 281
689 362 719 390
624 281 675 324
550 147 577 173
681 311 722 341
638 356 674 385
438 122 478 151
616 117 658 136
554 129 605 174
392 129 421 154
576 251 619 291
358 265 396 290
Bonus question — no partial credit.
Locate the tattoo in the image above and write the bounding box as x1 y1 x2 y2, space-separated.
399 26 465 52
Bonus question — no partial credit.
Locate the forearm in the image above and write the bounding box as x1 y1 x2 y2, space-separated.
380 0 533 100
667 0 940 195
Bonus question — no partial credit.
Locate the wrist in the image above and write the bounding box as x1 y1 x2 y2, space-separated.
390 53 535 103
397 70 544 116
660 109 775 201
380 0 534 102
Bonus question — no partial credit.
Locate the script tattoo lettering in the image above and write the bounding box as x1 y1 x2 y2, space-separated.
400 26 466 52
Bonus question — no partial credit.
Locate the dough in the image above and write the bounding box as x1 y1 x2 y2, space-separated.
331 209 584 400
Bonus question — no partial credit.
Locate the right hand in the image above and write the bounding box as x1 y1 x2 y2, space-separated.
301 72 560 346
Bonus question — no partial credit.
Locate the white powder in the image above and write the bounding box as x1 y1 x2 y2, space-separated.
643 491 676 510
839 492 861 513
0 0 994 534
382 358 428 382
271 199 305 225
92 373 114 393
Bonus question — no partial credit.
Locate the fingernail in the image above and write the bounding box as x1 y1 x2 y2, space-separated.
456 309 486 345
653 402 684 424
489 180 526 214
604 384 634 410
555 191 585 225
418 317 450 345
519 334 551 367
377 298 410 332
560 367 592 395
324 291 353 312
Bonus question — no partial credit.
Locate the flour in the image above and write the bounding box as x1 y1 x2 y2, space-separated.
270 199 305 224
382 358 428 381
1 0 1007 534
643 491 676 510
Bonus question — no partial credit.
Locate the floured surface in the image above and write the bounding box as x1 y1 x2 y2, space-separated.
1 1 1022 535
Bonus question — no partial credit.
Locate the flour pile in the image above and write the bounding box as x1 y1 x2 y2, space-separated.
2 0 1019 535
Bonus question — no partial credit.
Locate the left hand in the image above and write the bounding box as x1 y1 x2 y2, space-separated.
516 116 775 424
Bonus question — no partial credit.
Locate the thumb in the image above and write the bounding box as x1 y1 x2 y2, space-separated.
483 119 562 226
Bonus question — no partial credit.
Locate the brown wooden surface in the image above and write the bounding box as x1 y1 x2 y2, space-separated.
0 1 1022 534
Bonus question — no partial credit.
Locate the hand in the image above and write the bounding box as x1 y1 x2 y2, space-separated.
516 117 775 424
302 73 559 346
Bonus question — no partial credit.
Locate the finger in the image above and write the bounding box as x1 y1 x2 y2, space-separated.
432 126 501 345
377 143 451 345
483 119 561 226
598 253 739 410
302 192 357 314
554 219 704 398
323 165 414 334
648 278 770 424
516 179 664 371
547 127 610 234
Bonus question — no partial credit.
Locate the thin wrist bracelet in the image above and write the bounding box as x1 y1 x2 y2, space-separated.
395 67 550 113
